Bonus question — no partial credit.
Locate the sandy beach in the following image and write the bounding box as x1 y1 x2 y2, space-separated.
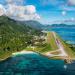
12 50 36 56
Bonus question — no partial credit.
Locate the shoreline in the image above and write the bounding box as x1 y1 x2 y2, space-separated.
12 50 37 56
0 50 36 61
0 50 75 62
0 55 11 61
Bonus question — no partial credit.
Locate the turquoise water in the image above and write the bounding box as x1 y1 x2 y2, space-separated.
0 53 75 75
47 27 75 44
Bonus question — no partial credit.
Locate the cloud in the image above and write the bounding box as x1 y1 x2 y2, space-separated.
71 17 75 21
68 0 75 5
62 11 66 16
5 4 40 21
25 5 36 14
40 0 57 6
6 0 24 5
6 0 13 4
58 0 75 11
5 4 25 16
0 0 40 21
0 4 6 16
61 6 75 11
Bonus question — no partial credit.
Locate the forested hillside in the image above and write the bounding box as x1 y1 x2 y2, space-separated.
0 16 43 59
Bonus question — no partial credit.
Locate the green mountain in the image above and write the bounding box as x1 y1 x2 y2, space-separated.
23 20 44 30
0 16 43 60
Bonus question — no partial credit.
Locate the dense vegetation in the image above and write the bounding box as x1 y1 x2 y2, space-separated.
67 44 75 52
0 16 43 60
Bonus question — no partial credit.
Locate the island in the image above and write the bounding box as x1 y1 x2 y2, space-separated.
0 16 75 64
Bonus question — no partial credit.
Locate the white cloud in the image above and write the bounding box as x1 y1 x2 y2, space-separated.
5 4 25 16
71 17 75 21
61 6 75 11
40 0 57 6
25 5 36 14
68 0 75 5
6 0 24 5
0 0 40 21
0 4 6 16
62 11 66 16
6 0 13 4
5 4 40 21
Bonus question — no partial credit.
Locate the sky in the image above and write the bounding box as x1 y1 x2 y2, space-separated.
0 0 75 24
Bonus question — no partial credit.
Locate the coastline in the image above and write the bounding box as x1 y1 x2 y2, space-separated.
0 31 75 63
0 50 75 62
12 50 37 56
0 55 11 61
0 50 36 61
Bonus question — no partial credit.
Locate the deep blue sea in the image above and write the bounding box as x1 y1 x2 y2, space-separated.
48 27 75 44
0 53 75 75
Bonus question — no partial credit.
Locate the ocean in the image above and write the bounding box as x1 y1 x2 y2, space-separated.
47 26 75 44
0 53 75 75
